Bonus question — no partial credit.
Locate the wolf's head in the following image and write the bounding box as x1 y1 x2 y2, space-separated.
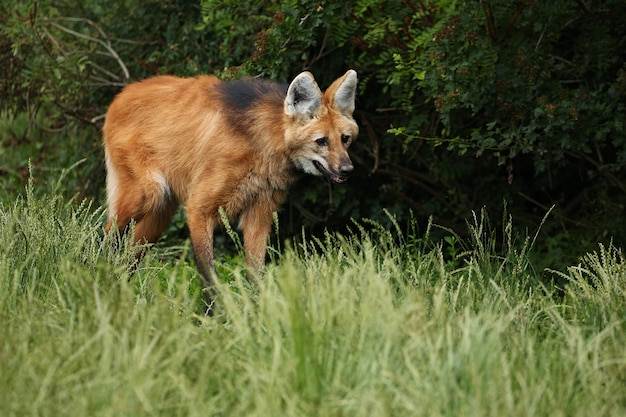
284 70 358 184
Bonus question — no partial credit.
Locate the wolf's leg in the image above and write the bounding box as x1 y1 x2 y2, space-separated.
186 206 220 314
105 170 172 237
239 202 274 271
132 202 177 245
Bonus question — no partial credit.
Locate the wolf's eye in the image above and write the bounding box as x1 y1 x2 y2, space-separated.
315 137 328 147
341 134 351 144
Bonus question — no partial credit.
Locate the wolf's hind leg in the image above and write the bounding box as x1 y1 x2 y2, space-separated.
105 171 175 243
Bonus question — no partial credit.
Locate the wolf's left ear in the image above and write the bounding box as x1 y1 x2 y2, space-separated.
285 72 323 119
329 69 358 116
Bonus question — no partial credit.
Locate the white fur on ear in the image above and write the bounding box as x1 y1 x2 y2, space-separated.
333 69 358 115
285 72 323 118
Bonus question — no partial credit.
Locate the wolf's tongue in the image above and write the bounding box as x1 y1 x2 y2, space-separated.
331 174 347 184
313 160 347 184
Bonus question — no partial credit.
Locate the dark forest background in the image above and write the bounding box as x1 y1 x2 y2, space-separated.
1 0 625 271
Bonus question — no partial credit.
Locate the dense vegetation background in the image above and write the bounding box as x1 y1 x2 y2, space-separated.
2 0 625 269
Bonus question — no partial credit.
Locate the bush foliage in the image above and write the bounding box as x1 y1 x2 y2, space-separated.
1 0 625 266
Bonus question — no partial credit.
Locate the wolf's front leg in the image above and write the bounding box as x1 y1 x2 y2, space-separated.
240 202 275 271
187 207 219 314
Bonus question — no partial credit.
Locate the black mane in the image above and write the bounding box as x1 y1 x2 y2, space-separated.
218 78 287 111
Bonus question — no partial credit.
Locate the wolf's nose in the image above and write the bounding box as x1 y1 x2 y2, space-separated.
340 163 354 176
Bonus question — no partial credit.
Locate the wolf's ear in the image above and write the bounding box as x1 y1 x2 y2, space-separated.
329 69 357 116
285 72 323 119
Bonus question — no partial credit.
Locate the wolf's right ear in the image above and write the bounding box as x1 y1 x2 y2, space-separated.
332 70 358 116
285 72 323 119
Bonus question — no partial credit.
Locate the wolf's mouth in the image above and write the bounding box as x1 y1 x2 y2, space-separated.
313 160 348 184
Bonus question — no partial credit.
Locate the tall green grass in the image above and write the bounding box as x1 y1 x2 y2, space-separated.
1 179 625 416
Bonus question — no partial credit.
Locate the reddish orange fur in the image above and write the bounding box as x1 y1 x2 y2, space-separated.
103 70 358 304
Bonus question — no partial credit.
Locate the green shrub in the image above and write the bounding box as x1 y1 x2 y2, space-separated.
2 0 624 270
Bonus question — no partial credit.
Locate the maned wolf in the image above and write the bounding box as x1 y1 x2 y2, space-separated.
103 70 358 307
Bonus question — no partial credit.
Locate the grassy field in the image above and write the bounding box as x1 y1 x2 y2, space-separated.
1 178 625 417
